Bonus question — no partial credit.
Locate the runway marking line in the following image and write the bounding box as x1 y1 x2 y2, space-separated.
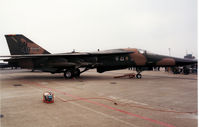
27 82 176 127
27 84 138 127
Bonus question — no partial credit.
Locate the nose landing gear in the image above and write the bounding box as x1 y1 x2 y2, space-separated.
136 73 142 79
136 67 143 79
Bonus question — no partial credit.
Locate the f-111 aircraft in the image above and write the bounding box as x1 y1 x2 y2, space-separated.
1 34 197 78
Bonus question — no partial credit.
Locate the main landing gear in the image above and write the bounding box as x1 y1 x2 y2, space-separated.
64 68 81 79
136 67 142 79
63 68 89 79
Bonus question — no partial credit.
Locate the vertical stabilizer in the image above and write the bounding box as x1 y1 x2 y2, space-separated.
5 34 50 55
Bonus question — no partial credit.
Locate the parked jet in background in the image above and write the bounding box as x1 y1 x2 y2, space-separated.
0 62 10 69
1 34 197 78
0 62 20 69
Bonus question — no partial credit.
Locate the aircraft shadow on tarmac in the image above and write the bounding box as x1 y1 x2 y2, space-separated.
9 75 115 82
1 71 197 81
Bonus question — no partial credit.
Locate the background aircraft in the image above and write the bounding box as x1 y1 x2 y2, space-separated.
1 34 197 79
0 62 10 69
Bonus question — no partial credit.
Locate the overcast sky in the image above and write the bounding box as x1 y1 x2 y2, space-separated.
0 0 197 58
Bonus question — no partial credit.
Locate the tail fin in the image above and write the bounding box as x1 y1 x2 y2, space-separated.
5 34 50 55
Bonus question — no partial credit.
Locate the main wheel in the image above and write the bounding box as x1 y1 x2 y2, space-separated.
136 73 142 79
64 70 74 78
183 68 190 75
74 68 81 77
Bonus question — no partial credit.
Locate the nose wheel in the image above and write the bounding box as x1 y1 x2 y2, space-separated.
136 67 142 79
136 73 142 79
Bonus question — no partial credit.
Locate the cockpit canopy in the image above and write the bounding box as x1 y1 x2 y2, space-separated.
138 49 146 54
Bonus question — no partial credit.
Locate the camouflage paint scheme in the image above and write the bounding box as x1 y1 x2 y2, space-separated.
5 35 50 55
1 34 197 77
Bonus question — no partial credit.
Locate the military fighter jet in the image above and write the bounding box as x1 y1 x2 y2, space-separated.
1 34 197 79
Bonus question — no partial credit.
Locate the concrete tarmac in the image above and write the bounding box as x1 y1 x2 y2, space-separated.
0 69 197 127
